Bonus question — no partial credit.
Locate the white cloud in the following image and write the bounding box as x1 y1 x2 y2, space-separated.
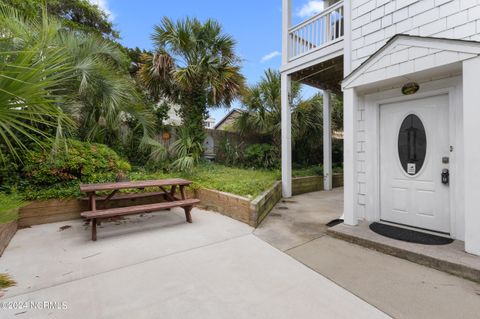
261 51 281 63
88 0 115 20
297 1 324 18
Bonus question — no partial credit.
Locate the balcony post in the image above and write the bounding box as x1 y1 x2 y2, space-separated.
344 0 352 76
282 0 292 64
323 91 332 191
281 73 292 198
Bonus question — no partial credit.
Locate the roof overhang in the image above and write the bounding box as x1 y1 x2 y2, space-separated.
214 108 243 130
342 34 480 91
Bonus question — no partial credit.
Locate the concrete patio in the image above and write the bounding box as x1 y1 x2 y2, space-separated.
0 207 388 319
3 189 480 319
255 188 480 319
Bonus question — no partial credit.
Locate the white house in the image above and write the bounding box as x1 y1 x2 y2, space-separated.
281 0 480 256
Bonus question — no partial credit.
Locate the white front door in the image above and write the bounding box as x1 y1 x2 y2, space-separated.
380 94 450 234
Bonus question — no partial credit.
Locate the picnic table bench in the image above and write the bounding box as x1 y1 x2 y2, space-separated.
80 179 200 241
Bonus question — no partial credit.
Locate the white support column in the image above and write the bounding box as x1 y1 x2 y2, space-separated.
323 91 333 191
281 0 292 198
281 73 292 198
343 88 358 226
463 57 480 256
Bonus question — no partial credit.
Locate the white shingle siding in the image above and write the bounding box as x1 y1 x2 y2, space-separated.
350 0 480 215
351 0 480 70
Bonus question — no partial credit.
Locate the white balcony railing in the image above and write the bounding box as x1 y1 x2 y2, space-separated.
288 1 344 61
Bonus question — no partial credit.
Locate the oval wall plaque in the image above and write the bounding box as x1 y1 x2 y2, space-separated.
402 82 420 95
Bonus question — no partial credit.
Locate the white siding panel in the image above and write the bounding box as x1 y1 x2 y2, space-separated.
351 0 480 69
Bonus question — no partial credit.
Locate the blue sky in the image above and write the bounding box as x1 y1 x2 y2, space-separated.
91 0 324 123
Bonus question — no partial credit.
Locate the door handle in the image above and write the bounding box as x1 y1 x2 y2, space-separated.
441 169 449 185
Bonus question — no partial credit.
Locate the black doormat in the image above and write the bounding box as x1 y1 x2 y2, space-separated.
326 219 344 228
369 222 454 245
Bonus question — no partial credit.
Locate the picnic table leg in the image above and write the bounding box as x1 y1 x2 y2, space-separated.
91 193 97 241
180 185 186 200
180 186 193 223
184 206 193 223
170 185 177 199
90 193 97 211
92 218 97 241
87 193 95 227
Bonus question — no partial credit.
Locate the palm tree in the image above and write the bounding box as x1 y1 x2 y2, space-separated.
58 32 154 146
138 17 245 170
236 69 344 165
235 69 322 146
0 4 156 161
0 5 73 160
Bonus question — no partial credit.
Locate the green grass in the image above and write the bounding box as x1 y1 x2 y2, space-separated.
0 193 24 224
0 273 16 289
20 163 343 201
129 163 281 199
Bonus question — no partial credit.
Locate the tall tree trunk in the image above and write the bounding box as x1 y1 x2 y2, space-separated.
180 86 207 154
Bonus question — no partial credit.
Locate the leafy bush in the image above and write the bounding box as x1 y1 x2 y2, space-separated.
217 138 242 166
0 154 21 192
23 139 131 186
170 128 203 172
243 144 279 169
332 139 343 165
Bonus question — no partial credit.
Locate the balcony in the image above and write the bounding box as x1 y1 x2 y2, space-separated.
288 1 344 62
282 0 344 93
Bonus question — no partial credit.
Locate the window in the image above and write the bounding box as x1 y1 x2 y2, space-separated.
398 114 427 175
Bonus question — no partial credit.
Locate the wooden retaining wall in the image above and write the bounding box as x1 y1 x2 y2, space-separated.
19 199 86 227
252 181 282 226
292 173 344 196
292 176 323 195
193 189 254 226
0 221 17 257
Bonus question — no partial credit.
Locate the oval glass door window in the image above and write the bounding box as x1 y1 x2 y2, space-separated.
398 114 427 175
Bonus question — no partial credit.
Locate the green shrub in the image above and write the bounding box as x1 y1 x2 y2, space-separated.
0 154 21 192
292 165 323 177
243 144 279 169
23 139 131 186
0 193 24 224
332 139 343 165
217 138 242 166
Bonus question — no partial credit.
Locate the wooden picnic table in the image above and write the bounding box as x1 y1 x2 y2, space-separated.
80 179 200 241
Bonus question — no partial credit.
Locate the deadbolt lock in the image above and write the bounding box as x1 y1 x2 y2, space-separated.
442 169 450 185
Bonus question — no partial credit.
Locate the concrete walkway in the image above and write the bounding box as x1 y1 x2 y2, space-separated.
255 188 480 319
0 208 388 318
254 188 343 251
